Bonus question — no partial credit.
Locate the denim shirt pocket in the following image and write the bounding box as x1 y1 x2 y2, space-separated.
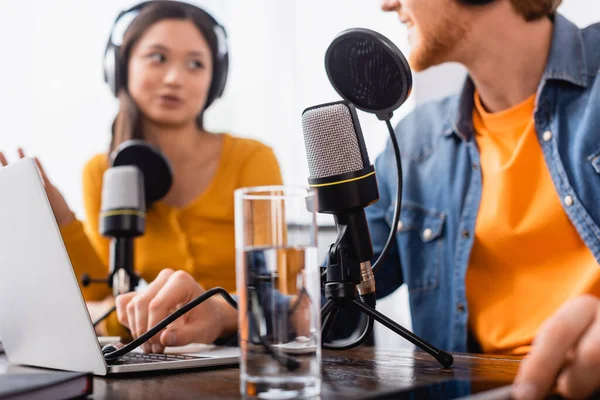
589 148 600 175
385 203 446 293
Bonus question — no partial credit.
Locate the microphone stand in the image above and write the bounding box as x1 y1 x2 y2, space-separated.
320 119 454 369
81 236 141 327
320 228 453 368
107 237 140 296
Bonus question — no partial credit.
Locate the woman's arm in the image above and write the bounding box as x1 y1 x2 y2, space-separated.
60 154 111 301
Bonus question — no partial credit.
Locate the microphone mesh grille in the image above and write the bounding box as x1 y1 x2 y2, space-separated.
302 103 364 179
101 166 145 211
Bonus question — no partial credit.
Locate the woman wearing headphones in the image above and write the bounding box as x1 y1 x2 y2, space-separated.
0 0 280 350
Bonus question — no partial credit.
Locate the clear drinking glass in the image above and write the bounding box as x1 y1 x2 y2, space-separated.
234 186 321 399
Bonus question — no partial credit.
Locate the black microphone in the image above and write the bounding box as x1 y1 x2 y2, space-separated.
302 100 377 303
302 28 454 369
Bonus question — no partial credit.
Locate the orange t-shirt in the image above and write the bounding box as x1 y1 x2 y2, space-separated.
467 92 600 355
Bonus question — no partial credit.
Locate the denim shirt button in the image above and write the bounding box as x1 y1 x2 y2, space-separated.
457 303 466 313
422 228 433 241
542 130 553 142
564 195 574 207
396 220 404 232
461 230 470 239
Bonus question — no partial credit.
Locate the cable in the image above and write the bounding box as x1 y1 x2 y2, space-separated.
372 119 403 274
323 313 374 351
103 287 236 361
93 305 116 327
102 286 301 371
249 287 301 371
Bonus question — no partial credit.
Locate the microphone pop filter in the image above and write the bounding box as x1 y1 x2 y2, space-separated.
325 28 412 120
110 140 173 205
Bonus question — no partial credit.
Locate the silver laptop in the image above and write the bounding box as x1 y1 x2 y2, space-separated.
0 158 239 375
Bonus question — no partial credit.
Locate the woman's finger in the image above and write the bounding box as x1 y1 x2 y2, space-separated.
146 271 204 350
34 157 51 186
132 269 175 352
115 292 136 329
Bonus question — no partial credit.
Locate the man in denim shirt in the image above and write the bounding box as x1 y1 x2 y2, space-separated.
375 0 600 398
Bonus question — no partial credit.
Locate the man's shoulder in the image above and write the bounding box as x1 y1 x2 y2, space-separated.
391 95 458 162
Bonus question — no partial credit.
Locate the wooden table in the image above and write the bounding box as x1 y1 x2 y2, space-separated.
1 348 521 399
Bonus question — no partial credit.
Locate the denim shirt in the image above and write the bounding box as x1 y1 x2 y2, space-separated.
368 14 600 353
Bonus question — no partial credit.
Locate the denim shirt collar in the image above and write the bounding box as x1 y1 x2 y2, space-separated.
444 13 590 140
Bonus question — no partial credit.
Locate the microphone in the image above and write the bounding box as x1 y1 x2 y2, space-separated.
81 140 173 297
300 28 454 369
302 100 377 304
100 165 145 296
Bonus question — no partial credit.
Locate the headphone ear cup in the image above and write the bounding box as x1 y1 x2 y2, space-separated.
103 43 120 97
203 24 229 109
205 51 228 109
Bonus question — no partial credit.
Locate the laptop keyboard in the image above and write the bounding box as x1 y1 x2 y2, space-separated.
109 352 208 365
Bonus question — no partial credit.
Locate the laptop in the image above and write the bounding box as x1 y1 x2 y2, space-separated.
0 157 239 375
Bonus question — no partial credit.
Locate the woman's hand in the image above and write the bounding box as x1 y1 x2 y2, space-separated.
115 269 238 354
0 149 75 226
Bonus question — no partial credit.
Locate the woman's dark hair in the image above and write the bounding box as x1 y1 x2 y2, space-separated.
110 1 221 153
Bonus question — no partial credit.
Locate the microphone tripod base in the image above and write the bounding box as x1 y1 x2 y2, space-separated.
321 282 454 369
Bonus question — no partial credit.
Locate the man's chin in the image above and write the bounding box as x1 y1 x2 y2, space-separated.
408 53 431 72
408 49 444 72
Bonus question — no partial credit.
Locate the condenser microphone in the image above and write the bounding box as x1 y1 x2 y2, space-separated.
97 140 172 296
302 100 377 301
303 28 454 368
100 166 145 296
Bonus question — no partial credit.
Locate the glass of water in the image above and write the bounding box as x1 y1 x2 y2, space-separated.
234 186 321 399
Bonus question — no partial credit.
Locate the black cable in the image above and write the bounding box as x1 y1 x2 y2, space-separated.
103 287 236 361
102 286 302 371
322 313 374 351
249 287 301 371
321 299 335 320
372 119 403 274
93 305 116 327
321 305 339 341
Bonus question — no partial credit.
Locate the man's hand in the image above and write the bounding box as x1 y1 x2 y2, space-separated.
115 269 238 354
513 295 600 399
